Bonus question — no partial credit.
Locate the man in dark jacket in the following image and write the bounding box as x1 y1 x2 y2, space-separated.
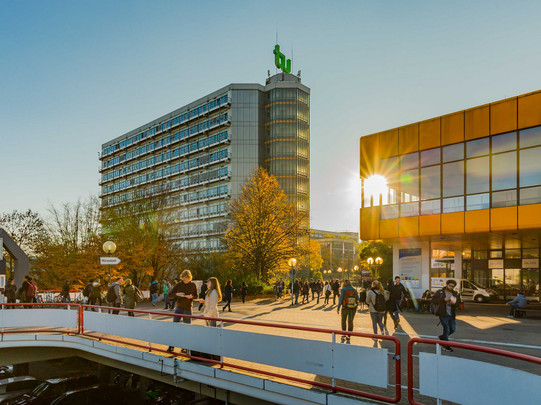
5 278 17 307
433 279 461 352
60 280 71 303
389 276 406 328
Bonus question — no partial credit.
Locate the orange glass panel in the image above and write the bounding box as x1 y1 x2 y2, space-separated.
490 207 517 231
379 129 399 158
380 218 398 239
419 118 440 150
399 124 419 154
465 210 489 233
441 212 464 234
518 204 541 229
361 207 380 240
518 91 541 129
441 112 464 146
360 134 380 179
399 216 419 237
490 98 517 135
420 214 441 235
465 106 490 141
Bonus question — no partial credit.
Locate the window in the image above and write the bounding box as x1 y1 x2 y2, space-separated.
421 165 441 200
473 251 488 260
505 249 521 259
443 161 464 197
443 143 464 162
421 200 441 215
400 152 419 170
466 156 489 194
443 196 464 213
492 152 516 190
492 132 516 154
520 126 541 148
520 147 541 187
492 190 517 208
520 186 541 205
420 148 440 166
523 249 539 259
466 193 489 211
381 205 399 219
400 202 419 217
490 250 503 259
400 169 419 202
466 137 489 158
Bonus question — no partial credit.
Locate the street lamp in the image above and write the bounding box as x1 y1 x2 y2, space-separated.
102 241 117 286
288 258 297 306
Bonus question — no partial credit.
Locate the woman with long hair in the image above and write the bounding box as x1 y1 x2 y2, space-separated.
123 278 136 317
198 277 222 327
223 280 233 312
366 280 389 339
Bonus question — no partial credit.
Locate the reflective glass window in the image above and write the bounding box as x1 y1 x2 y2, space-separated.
443 161 464 197
466 137 489 158
443 143 464 163
400 169 419 202
466 193 489 211
520 126 541 148
420 148 440 167
400 152 419 170
505 249 521 259
473 251 488 260
381 205 399 219
421 200 441 215
492 132 517 154
520 186 541 205
492 190 517 208
466 157 489 194
421 166 441 200
400 202 419 217
520 147 541 187
523 249 539 259
443 196 464 213
492 152 516 190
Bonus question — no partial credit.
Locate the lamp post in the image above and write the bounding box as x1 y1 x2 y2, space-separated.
367 257 374 279
353 265 359 285
102 241 117 286
288 258 297 306
375 257 383 279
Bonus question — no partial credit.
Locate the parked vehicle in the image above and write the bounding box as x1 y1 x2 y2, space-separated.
430 278 497 302
0 367 13 380
50 385 140 405
3 374 99 405
0 377 43 403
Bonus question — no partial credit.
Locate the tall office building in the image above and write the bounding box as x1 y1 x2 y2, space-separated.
100 72 309 252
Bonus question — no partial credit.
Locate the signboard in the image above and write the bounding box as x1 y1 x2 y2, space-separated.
361 269 370 275
0 274 5 289
399 248 421 288
273 44 291 73
488 259 504 269
100 257 121 265
522 259 539 269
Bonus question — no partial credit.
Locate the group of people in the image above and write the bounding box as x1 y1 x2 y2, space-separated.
2 275 38 307
281 278 345 306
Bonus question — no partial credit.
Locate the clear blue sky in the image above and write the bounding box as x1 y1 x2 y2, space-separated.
2 0 541 233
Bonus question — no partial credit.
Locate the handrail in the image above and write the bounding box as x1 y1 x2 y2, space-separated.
407 337 541 405
80 304 401 403
0 303 81 336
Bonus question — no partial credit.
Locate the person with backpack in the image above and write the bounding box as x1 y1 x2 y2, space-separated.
60 279 71 304
366 280 389 338
431 279 461 352
107 277 124 315
123 278 137 317
89 278 102 309
19 275 37 308
149 281 159 307
337 279 360 343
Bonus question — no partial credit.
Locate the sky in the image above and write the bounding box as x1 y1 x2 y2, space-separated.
2 0 541 234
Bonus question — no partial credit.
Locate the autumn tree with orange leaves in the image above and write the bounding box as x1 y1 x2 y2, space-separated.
225 169 308 281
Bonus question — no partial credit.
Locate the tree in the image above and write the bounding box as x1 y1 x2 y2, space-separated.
225 169 308 281
298 239 323 275
358 240 393 281
0 209 46 256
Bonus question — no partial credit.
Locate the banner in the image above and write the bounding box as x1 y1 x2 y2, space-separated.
399 248 422 288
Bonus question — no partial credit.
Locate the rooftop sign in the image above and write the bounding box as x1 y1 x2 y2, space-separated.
273 44 291 74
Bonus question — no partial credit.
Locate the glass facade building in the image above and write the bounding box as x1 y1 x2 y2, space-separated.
100 73 309 252
360 90 541 301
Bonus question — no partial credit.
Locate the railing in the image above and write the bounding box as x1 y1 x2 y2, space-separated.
407 337 541 404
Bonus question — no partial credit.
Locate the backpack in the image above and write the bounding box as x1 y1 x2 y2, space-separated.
106 285 117 303
135 287 144 303
430 291 441 316
373 291 386 312
343 289 358 309
82 283 92 297
26 282 37 298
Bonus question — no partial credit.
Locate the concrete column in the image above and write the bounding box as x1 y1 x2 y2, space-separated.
454 251 463 279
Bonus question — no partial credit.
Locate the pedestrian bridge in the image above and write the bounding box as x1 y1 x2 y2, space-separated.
1 304 540 405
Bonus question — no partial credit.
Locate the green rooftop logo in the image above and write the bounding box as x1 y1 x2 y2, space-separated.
273 44 291 74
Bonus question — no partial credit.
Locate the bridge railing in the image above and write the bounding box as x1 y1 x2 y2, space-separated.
79 304 402 403
407 337 541 404
0 303 80 335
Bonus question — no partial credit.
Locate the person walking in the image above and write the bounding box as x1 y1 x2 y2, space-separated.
302 281 310 304
323 281 332 305
89 278 102 309
337 279 359 343
149 281 159 306
240 282 248 303
167 270 198 353
507 290 527 318
315 279 322 304
109 277 124 315
197 277 222 327
332 279 340 305
432 279 461 351
5 278 17 308
163 279 172 310
222 280 233 312
389 276 406 328
198 280 208 311
309 278 316 301
292 278 301 305
383 280 398 328
123 278 136 317
82 278 93 305
366 280 389 339
60 279 71 304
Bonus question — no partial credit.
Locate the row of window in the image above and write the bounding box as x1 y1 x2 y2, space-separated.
267 88 310 106
178 201 228 221
179 184 229 204
172 237 224 251
102 149 230 195
266 103 309 123
102 131 229 182
174 219 227 237
102 95 229 156
102 114 229 169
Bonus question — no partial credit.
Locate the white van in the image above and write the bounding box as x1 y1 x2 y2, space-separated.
430 278 497 302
